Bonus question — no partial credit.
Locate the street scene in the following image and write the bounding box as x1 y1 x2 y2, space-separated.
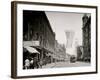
23 10 91 69
42 61 90 68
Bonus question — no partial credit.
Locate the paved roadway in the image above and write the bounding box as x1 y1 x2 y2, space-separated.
42 61 90 68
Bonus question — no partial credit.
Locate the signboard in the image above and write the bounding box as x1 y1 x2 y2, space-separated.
23 41 40 47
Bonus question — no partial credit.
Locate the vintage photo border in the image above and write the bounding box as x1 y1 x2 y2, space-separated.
11 1 98 79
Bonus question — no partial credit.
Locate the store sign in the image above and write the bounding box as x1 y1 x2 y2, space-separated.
23 41 40 47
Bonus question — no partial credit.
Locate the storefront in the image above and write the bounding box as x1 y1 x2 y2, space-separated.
23 41 55 68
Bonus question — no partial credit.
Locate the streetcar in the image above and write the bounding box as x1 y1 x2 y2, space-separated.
70 55 77 63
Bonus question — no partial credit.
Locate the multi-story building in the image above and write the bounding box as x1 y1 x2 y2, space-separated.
82 14 91 62
54 40 66 62
65 30 75 48
77 46 83 61
23 10 55 66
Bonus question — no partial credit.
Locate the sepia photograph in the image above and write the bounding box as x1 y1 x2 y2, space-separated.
11 1 97 78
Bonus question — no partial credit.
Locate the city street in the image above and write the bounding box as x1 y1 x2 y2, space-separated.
42 61 90 68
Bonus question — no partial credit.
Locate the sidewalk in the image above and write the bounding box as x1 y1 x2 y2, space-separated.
42 63 56 68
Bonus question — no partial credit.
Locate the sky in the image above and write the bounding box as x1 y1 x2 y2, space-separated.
45 11 85 55
45 11 84 47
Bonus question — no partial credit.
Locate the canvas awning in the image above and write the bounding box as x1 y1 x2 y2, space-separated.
24 46 40 54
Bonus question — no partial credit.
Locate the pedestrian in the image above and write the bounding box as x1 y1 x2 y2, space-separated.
30 58 34 69
25 58 30 69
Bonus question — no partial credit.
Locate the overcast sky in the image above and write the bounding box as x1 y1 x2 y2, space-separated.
45 11 84 47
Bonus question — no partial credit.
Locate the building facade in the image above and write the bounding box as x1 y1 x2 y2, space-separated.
54 40 66 62
77 46 83 61
23 10 55 66
65 30 75 48
82 14 91 62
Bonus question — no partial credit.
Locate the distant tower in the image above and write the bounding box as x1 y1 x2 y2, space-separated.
73 39 79 57
74 39 78 47
65 30 75 48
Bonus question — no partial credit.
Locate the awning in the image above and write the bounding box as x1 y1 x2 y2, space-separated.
24 46 40 54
